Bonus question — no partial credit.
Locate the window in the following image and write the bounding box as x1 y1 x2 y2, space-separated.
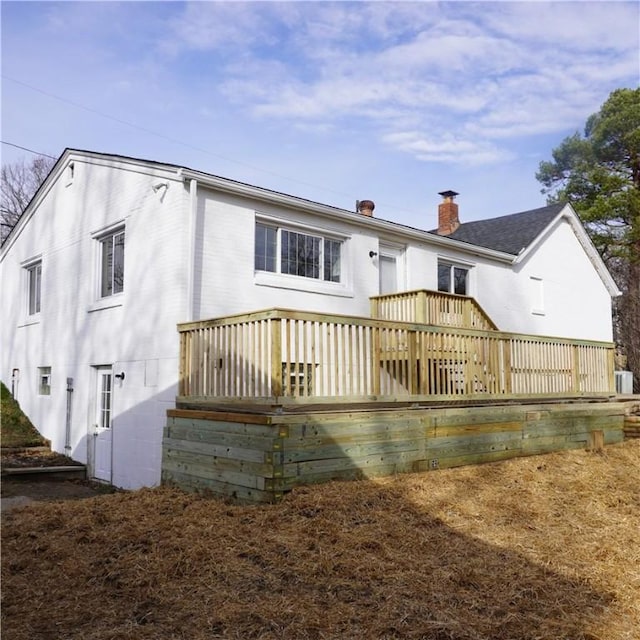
26 261 42 315
99 228 125 297
38 366 51 395
438 261 469 295
255 222 342 283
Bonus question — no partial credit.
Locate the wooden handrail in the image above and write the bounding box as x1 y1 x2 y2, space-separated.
370 289 498 331
177 308 614 402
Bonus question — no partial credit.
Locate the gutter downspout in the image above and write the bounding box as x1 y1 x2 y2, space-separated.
186 177 198 322
64 377 74 452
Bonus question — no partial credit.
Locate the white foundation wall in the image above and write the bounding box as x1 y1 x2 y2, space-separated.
0 155 189 489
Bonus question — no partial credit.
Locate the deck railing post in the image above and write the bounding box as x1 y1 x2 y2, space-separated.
271 318 283 398
370 297 379 319
607 346 615 393
571 344 580 394
503 337 512 395
408 329 418 394
372 326 381 395
463 299 472 328
416 290 426 324
179 329 188 396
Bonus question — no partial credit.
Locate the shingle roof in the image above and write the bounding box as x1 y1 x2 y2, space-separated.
432 203 565 255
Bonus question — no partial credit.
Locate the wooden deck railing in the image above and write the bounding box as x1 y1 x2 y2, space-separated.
370 289 498 330
178 308 615 403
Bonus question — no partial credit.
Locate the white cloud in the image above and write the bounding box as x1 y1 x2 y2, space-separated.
383 131 514 166
157 2 634 167
3 0 637 209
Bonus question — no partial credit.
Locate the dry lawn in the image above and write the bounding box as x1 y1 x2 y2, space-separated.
2 440 639 640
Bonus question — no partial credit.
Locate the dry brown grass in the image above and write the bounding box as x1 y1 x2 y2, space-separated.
2 440 639 640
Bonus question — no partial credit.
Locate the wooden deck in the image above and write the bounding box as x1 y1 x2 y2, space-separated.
177 306 615 406
163 292 621 502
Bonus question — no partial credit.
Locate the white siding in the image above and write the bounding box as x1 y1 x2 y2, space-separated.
473 219 613 341
1 153 616 490
194 188 381 319
0 155 189 489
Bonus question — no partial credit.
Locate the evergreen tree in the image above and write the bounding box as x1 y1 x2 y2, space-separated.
537 88 640 392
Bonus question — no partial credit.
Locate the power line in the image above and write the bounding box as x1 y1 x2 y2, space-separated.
1 74 352 199
1 141 57 159
1 74 424 218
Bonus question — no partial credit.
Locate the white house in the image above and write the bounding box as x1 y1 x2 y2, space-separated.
0 149 620 489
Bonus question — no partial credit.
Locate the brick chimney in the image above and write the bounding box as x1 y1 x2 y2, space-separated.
357 199 375 217
437 190 460 235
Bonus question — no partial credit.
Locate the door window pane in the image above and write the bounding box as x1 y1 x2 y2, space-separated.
99 373 112 429
380 255 397 294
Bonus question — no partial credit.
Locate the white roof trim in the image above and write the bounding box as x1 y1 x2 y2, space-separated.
178 167 516 263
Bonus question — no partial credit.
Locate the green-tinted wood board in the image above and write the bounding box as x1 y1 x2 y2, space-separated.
162 469 276 503
162 455 268 490
167 422 283 452
163 436 270 464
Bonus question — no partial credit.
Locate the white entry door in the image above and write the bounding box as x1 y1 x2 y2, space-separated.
92 366 113 482
379 245 405 294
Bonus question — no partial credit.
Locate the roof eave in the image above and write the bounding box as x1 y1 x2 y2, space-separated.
178 168 517 264
513 203 621 298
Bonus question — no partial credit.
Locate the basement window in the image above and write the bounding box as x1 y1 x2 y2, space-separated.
38 366 51 396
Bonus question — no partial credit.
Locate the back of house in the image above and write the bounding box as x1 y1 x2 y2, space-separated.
0 149 619 489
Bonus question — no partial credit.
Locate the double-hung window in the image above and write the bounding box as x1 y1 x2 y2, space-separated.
99 228 125 297
255 221 342 283
438 261 469 295
26 260 42 315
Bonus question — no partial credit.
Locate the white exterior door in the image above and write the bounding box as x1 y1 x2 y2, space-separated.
379 245 405 294
92 366 113 482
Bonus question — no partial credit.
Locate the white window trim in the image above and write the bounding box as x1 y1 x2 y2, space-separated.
254 214 353 297
91 221 126 308
437 256 475 297
20 255 43 325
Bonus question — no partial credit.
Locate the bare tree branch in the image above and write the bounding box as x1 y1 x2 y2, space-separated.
1 155 56 243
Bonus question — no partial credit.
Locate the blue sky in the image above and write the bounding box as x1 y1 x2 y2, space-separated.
1 1 638 229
